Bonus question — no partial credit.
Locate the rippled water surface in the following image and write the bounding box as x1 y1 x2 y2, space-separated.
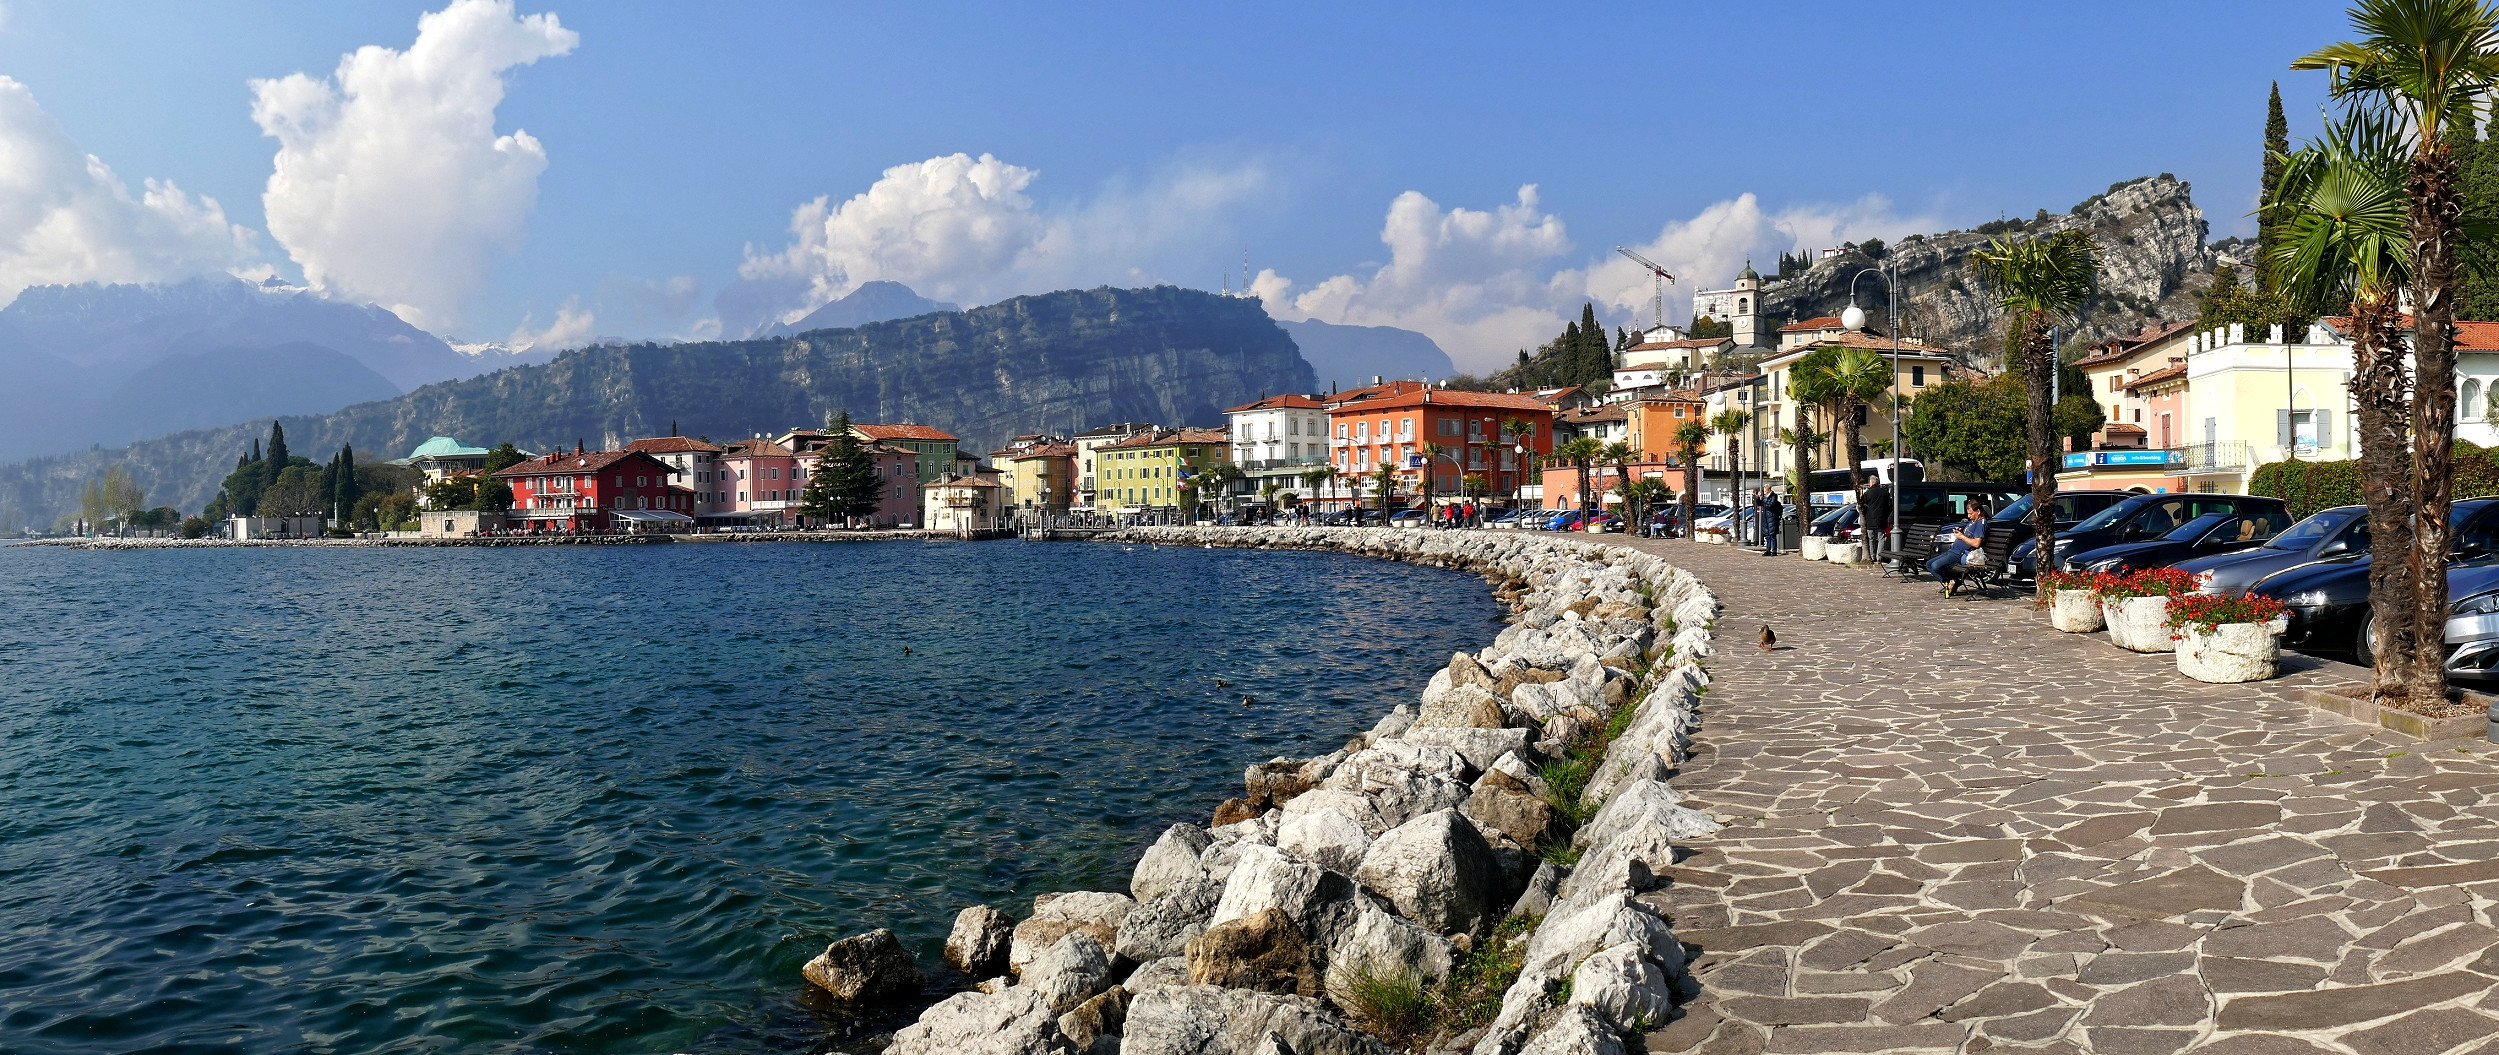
0 539 1495 1055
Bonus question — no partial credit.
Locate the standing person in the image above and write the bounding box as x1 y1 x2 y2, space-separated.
1861 479 1893 562
1761 488 1784 556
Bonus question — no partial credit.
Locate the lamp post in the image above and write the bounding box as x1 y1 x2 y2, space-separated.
1841 258 1901 568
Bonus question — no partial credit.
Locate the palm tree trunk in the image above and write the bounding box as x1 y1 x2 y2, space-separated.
1683 456 1699 535
1576 461 1591 518
2023 312 2059 600
2409 143 2463 712
2351 300 2417 702
1842 398 1867 508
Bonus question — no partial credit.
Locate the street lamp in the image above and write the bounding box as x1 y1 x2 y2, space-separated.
1843 260 1902 569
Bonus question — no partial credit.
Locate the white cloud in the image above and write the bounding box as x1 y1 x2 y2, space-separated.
251 0 576 332
0 76 259 304
1253 185 1583 369
505 294 595 351
722 152 1269 337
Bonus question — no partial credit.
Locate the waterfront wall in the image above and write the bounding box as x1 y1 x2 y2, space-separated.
14 529 985 549
872 526 1721 1055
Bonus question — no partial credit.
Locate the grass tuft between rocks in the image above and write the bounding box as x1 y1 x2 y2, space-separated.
1336 968 1434 1049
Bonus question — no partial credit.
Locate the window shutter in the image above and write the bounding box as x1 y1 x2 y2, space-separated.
2316 410 2332 449
2276 411 2292 447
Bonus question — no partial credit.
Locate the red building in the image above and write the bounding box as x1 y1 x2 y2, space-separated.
495 447 697 532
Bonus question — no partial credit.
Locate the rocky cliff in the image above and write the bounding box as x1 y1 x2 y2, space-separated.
0 286 1315 526
1762 175 2220 366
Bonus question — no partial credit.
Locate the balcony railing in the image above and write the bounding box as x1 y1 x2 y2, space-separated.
2057 442 2252 476
1239 456 1328 472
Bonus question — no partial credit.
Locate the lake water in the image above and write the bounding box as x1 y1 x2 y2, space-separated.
0 539 1496 1055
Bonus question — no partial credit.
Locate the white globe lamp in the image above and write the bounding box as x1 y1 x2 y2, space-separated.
1840 301 1867 330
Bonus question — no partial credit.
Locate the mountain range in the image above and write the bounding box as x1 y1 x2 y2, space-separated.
0 286 1320 525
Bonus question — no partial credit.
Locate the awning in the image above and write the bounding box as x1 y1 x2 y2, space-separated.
611 509 694 523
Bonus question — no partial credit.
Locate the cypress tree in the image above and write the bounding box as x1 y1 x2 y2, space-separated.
2257 82 2289 293
334 443 359 519
265 422 289 475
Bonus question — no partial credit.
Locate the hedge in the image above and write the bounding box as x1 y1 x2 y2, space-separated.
2248 441 2499 520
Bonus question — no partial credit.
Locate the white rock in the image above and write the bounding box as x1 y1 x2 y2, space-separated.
1571 941 1674 1032
1125 955 1193 994
1132 824 1215 903
1009 891 1137 975
1121 985 1392 1055
1519 1005 1629 1055
1210 843 1357 931
1394 726 1532 776
1025 931 1116 1014
1277 806 1371 875
887 986 1067 1055
1116 875 1224 962
1352 809 1504 935
1323 899 1458 992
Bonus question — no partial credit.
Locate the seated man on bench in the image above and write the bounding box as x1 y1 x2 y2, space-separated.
1926 504 1990 583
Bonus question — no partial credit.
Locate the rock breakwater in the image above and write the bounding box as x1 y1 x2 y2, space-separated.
20 528 971 549
850 527 1723 1054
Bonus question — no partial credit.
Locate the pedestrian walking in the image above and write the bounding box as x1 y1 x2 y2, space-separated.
1760 488 1784 556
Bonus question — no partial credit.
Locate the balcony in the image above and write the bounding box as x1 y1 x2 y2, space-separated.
1240 456 1328 472
2058 443 2252 476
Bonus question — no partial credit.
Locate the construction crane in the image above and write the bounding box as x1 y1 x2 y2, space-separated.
1614 247 1675 332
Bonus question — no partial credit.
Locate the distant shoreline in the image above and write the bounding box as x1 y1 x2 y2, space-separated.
10 529 1008 550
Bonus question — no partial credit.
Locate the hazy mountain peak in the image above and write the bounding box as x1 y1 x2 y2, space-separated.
762 280 959 337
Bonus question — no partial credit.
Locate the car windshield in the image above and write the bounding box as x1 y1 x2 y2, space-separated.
1992 496 2033 522
2071 496 2150 533
2166 512 2235 542
1813 506 1851 526
2264 511 2347 551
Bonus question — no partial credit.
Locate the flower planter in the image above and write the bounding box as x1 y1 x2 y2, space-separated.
2174 616 2288 683
1800 537 1828 561
2102 595 2174 652
1826 541 1862 566
2048 590 2104 633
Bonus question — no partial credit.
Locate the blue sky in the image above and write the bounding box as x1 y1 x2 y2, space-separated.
0 0 2359 368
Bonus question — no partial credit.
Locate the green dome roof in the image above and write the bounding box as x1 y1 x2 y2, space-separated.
405 436 488 458
1737 259 1760 281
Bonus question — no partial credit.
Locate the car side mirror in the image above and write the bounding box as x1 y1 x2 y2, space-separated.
2321 539 2348 555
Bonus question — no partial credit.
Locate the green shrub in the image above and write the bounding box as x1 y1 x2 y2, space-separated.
1337 968 1434 1048
2251 441 2499 520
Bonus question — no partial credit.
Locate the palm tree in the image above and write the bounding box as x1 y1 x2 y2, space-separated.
1258 480 1281 516
1601 440 1640 524
1199 463 1246 515
2296 0 2499 710
1830 346 1897 502
1675 421 1708 533
1709 407 1752 518
1555 436 1606 521
1370 462 1399 517
1969 229 2098 598
2273 108 2421 700
1302 465 1339 514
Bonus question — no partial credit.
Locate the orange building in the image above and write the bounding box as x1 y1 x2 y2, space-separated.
1326 387 1554 504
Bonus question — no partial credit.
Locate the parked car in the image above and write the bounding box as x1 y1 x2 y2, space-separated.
2173 505 2369 597
1545 509 1591 531
1582 513 1623 533
2251 497 2499 655
1807 504 1860 539
1484 508 1524 528
1388 509 1427 528
1988 489 2153 579
2058 509 2295 574
2041 492 2291 573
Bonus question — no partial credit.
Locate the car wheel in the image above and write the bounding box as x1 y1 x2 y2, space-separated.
2358 609 2377 659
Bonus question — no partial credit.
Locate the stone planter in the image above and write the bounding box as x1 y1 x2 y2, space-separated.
2174 616 2288 683
1698 531 1729 546
2048 590 2104 633
2101 595 2175 653
1800 537 1827 561
1826 541 1862 566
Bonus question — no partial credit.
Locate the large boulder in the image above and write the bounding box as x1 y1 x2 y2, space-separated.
1397 726 1533 776
1573 779 1717 850
1323 898 1458 992
1416 684 1508 729
887 985 1068 1055
1122 985 1394 1055
1462 783 1562 851
946 906 1015 978
1277 788 1386 840
1571 941 1674 1032
1126 955 1193 994
1518 1005 1629 1055
1187 906 1320 996
1244 760 1313 811
1026 931 1117 1014
1116 875 1225 962
1132 824 1215 903
1353 809 1504 936
800 928 924 1003
1277 805 1372 875
1521 892 1682 982
1010 891 1138 975
1210 844 1360 933
1320 746 1470 834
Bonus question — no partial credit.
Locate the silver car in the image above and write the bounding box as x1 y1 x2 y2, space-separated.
2172 506 2368 596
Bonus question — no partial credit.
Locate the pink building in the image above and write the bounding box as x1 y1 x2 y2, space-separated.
716 437 801 527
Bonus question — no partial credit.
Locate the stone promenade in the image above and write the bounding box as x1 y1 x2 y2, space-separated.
1612 537 2499 1055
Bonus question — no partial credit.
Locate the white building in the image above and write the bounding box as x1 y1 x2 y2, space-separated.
924 471 1005 532
1688 262 1769 349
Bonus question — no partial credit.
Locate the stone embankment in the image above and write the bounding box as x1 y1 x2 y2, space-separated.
820 527 1723 1055
19 529 970 550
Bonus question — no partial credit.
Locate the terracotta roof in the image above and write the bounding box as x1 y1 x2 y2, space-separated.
1102 426 1230 450
2075 320 2195 368
720 438 795 458
1557 404 1629 424
2122 363 2189 391
626 436 722 454
865 442 917 457
1011 443 1078 460
2104 423 2148 436
493 448 671 478
1764 331 1957 364
928 472 1003 488
1326 379 1433 406
854 423 959 442
1335 389 1555 413
1778 316 1848 332
1224 393 1328 413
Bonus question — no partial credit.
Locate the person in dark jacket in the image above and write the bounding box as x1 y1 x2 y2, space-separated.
1861 481 1893 558
1759 488 1784 556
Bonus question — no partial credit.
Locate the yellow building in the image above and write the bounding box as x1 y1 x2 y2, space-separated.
1008 443 1077 513
1756 332 1964 476
1095 427 1230 512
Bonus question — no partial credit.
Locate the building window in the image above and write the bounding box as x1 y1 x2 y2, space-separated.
1911 365 1926 387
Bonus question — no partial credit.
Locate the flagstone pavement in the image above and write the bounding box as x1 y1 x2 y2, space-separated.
1608 536 2499 1055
